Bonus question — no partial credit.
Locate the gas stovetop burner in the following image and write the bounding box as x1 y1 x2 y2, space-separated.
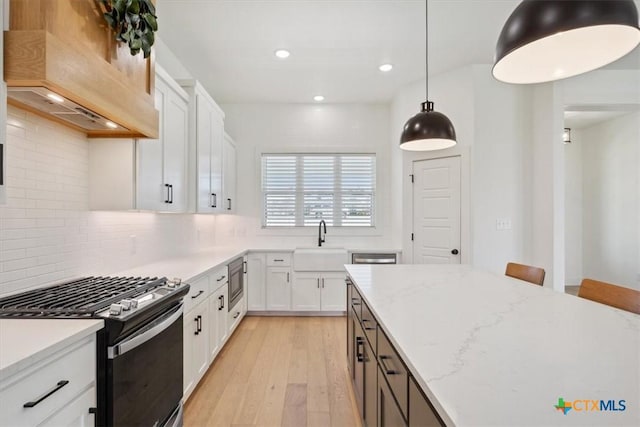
0 276 182 318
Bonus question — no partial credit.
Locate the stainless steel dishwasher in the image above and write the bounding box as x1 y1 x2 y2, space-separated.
351 253 397 264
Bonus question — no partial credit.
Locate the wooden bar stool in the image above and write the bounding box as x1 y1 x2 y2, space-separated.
505 262 545 286
578 279 640 315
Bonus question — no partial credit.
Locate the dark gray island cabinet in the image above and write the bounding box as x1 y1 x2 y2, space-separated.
347 278 443 427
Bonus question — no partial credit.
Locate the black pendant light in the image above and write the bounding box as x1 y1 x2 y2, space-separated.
400 0 456 151
493 0 640 84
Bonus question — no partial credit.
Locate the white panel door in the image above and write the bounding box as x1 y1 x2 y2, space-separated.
217 286 229 346
222 135 237 213
163 89 189 212
413 157 461 264
292 273 321 311
208 293 220 362
321 273 347 311
247 253 266 310
210 114 224 213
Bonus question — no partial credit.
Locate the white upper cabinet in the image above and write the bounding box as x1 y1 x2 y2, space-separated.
137 66 189 212
222 133 237 213
180 80 225 213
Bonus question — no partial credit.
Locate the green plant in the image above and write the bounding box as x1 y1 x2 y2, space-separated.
101 0 158 58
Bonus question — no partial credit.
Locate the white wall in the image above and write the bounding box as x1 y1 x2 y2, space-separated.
392 65 534 274
581 113 639 289
0 107 216 296
218 103 394 250
564 130 583 286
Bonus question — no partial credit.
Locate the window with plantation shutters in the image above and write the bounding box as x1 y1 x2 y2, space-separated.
262 154 376 227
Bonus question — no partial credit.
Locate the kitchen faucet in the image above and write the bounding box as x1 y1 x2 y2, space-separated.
318 219 327 247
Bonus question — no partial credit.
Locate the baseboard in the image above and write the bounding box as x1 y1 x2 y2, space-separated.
246 310 346 317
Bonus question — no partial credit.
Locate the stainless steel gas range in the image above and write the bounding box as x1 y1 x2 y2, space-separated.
0 276 190 427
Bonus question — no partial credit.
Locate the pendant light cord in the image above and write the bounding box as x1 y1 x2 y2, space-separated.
425 0 429 101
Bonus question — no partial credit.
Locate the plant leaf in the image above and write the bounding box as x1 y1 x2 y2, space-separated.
130 37 142 50
114 0 126 15
142 0 156 15
143 13 158 31
103 12 116 28
128 0 140 14
130 47 140 56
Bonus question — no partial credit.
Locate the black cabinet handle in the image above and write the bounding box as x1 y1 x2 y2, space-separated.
221 295 225 309
356 337 364 362
191 290 204 300
216 275 226 282
194 317 199 335
451 249 459 255
218 295 223 310
233 312 240 319
322 278 325 288
198 315 202 332
317 278 320 288
169 184 174 204
274 259 284 262
243 260 247 274
227 198 232 210
164 184 171 203
24 380 69 408
351 298 361 306
211 193 217 208
379 355 398 375
286 272 290 282
362 318 376 331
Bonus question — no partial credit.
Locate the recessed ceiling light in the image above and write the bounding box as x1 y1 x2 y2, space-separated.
105 121 118 129
379 63 393 72
46 93 64 103
313 95 325 102
274 49 290 59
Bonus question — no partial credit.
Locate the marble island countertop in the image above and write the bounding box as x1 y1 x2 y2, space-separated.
345 264 640 426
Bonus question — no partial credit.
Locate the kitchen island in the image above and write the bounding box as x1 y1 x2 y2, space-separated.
345 264 640 426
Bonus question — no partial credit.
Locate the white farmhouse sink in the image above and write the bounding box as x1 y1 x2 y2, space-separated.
293 247 349 271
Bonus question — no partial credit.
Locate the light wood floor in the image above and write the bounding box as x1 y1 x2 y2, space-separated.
184 316 362 427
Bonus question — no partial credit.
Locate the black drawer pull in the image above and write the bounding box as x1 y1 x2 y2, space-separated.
379 355 398 375
24 380 69 408
351 298 361 306
191 290 204 299
233 312 240 319
356 337 365 362
362 318 376 331
216 275 226 282
273 259 284 262
194 317 199 335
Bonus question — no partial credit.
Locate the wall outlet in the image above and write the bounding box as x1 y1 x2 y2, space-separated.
496 218 512 230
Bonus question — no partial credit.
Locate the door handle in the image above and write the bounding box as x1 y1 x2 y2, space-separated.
233 311 240 319
169 184 174 204
356 337 364 362
379 355 398 375
218 295 223 310
227 198 232 210
322 278 325 288
191 290 204 300
221 295 225 309
211 193 217 208
287 272 290 282
164 184 171 203
243 260 247 274
451 249 459 255
194 317 199 335
317 278 320 288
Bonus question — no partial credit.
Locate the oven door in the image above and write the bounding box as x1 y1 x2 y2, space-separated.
107 303 184 427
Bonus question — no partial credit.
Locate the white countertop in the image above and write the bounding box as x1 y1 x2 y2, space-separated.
345 264 640 426
0 319 104 379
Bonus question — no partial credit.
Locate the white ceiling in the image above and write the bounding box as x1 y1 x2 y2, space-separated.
157 0 640 104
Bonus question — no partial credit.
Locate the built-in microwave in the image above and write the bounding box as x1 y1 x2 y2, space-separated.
228 257 244 311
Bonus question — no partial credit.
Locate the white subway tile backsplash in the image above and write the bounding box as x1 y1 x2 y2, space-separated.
1 107 218 295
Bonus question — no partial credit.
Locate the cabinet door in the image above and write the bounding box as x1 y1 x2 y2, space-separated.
39 386 96 427
292 273 321 311
183 309 197 398
347 305 355 381
378 369 407 427
353 318 365 416
137 82 165 211
163 87 189 212
208 293 220 362
217 286 229 346
222 135 236 213
247 253 266 311
409 376 443 427
196 95 213 213
266 267 291 310
192 302 209 384
321 273 347 311
210 114 224 213
363 339 377 427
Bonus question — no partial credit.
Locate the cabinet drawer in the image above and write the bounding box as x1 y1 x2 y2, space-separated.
228 301 243 332
266 252 292 267
361 301 377 353
185 275 209 313
349 283 362 320
210 265 228 292
0 337 96 427
377 328 408 420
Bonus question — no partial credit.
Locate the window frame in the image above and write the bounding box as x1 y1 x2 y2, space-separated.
261 152 377 228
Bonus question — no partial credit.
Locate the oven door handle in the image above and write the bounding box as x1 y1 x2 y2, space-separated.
107 304 183 359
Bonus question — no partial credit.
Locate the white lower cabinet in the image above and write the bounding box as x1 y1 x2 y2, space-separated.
183 299 209 400
247 253 266 310
266 266 291 310
0 335 97 427
208 282 228 362
292 272 346 311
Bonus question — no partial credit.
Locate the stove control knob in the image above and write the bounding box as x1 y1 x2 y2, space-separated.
109 303 123 316
129 299 138 309
120 299 133 311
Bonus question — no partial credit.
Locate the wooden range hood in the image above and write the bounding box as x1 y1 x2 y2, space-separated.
4 0 159 138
